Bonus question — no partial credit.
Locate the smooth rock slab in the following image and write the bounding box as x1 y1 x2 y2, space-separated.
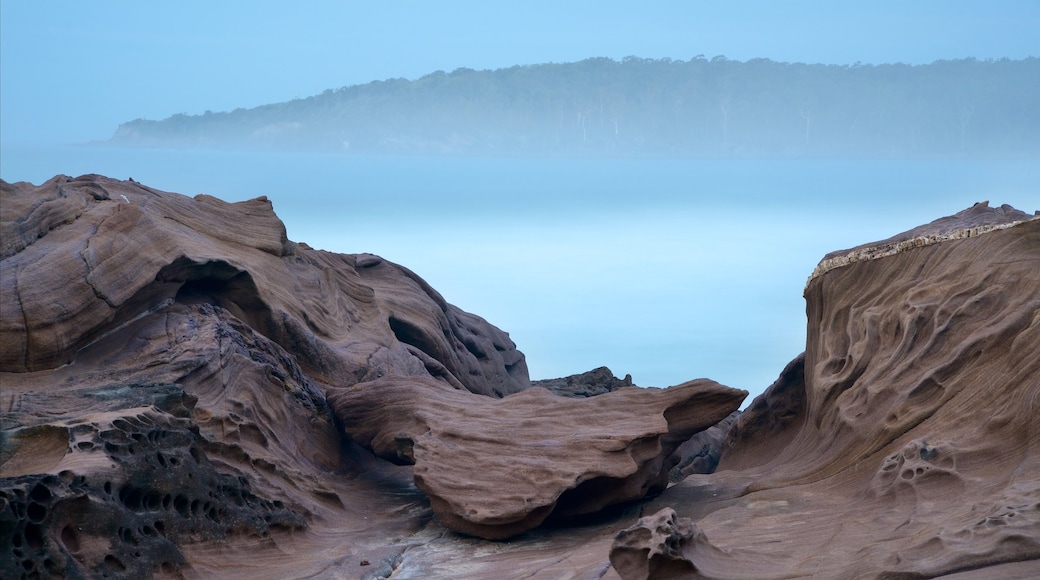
329 375 745 539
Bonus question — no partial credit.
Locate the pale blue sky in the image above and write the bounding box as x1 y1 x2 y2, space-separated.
2 1 1038 145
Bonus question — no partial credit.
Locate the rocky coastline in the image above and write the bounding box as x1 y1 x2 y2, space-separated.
2 174 1038 578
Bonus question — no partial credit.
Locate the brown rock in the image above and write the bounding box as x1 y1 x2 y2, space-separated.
4 177 1037 579
609 508 700 580
652 205 1040 578
0 174 529 578
669 410 740 482
715 352 805 472
0 303 325 578
532 366 634 397
328 376 746 539
0 174 528 396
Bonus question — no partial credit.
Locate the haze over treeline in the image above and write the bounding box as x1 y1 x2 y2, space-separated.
111 56 1039 158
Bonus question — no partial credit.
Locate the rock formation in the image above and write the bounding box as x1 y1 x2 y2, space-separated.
668 411 740 482
328 375 744 539
0 174 533 578
3 175 1038 579
629 202 1040 578
0 174 528 396
532 366 634 397
609 508 701 580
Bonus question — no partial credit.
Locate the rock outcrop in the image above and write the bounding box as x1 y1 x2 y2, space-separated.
3 174 1038 579
0 299 345 579
642 202 1040 578
609 508 700 580
0 174 529 396
0 174 532 578
532 366 634 397
328 376 745 539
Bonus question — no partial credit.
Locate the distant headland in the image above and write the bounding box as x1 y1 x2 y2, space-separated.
108 56 1040 159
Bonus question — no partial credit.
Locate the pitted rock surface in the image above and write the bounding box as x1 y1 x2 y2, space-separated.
609 508 701 580
649 207 1040 578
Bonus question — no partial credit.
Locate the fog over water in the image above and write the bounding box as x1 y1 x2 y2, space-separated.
2 2 1038 401
5 146 1038 399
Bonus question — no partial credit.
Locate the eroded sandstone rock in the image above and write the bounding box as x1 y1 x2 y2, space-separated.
668 410 740 482
0 174 529 396
328 376 745 539
0 174 531 577
4 176 1037 579
609 507 699 580
0 384 306 578
646 205 1040 578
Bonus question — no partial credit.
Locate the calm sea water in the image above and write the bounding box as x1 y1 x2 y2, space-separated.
3 144 1038 403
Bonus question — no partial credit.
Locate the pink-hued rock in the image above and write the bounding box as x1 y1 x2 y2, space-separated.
328 375 745 539
652 203 1040 579
0 174 528 397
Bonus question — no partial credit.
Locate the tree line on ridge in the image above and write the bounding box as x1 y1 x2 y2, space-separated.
110 56 1040 158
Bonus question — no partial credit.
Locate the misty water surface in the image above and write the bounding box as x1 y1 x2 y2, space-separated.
4 145 1038 402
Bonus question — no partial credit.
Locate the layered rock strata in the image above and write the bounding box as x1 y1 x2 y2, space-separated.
1 301 342 579
668 410 740 482
328 375 745 539
0 174 529 396
638 205 1040 578
808 200 1036 282
0 174 530 578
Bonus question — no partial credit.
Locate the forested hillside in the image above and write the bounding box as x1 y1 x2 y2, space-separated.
110 57 1039 158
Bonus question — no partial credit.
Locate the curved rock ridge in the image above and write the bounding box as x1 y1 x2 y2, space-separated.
0 174 528 396
651 206 1040 578
807 200 1038 283
328 375 746 539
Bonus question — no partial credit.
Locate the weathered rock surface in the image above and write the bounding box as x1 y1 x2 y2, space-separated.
0 299 354 579
646 203 1040 578
0 175 530 578
532 366 634 397
808 200 1036 282
2 174 1038 579
609 508 700 580
668 411 740 482
0 174 529 396
532 367 740 483
1 383 306 578
328 376 745 539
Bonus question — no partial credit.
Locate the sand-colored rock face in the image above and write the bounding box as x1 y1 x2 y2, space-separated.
3 175 1038 579
328 376 745 539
